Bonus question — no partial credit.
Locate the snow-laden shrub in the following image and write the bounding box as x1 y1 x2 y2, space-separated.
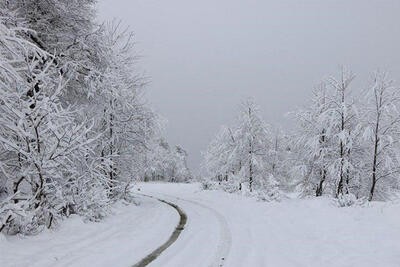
221 174 243 193
200 177 217 190
337 193 367 207
254 175 283 202
0 198 42 235
66 181 111 222
201 178 238 193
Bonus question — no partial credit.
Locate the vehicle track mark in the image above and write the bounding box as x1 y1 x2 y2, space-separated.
132 195 187 267
152 192 232 267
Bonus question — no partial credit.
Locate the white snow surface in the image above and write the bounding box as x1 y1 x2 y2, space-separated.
2 182 400 267
0 196 178 267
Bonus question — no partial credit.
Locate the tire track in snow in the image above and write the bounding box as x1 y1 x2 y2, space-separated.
132 194 187 267
151 192 232 267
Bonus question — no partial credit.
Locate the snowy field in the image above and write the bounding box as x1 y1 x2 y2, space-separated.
2 182 400 267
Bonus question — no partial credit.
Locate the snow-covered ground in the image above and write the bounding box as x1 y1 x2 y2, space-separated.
0 195 178 267
2 182 400 267
139 183 400 267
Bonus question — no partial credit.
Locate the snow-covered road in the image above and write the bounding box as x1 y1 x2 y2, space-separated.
139 191 232 267
138 183 400 267
2 182 400 267
132 195 188 267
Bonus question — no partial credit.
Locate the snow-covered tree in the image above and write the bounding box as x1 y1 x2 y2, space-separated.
269 128 293 192
324 68 359 197
10 0 100 95
293 69 365 200
293 84 334 196
86 22 148 197
362 71 400 200
203 126 236 184
233 99 272 192
0 0 168 234
0 12 108 233
145 138 192 183
203 99 279 195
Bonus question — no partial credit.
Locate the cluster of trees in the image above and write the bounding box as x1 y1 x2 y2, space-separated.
295 68 400 203
202 99 290 200
0 0 190 235
144 138 192 183
203 68 400 203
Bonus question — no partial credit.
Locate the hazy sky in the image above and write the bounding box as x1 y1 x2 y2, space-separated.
98 0 400 172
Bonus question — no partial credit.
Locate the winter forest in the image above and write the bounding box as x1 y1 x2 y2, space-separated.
203 69 400 204
1 1 400 267
0 1 191 235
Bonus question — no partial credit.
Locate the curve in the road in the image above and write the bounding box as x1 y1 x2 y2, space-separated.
173 196 232 267
152 192 232 267
132 195 187 267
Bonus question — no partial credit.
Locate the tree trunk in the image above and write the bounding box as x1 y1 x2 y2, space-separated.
336 94 346 198
249 160 253 192
316 169 326 197
316 129 326 197
249 138 253 192
248 106 253 192
0 215 12 233
369 121 380 201
109 108 114 183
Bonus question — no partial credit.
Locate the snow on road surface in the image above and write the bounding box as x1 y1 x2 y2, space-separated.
138 190 232 267
2 182 400 267
138 183 400 267
132 196 187 267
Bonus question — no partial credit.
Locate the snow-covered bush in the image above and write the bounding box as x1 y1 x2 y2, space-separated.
337 193 367 207
253 175 283 202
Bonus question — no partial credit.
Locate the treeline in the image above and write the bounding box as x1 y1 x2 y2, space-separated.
0 1 190 235
203 68 400 204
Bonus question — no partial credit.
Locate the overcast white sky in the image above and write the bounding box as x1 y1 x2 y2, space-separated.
98 0 400 172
